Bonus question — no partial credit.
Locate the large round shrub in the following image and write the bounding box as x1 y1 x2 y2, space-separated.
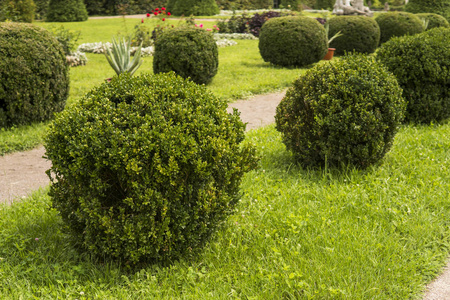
0 0 36 22
376 28 450 123
416 13 450 30
406 0 450 21
167 0 219 16
375 12 424 44
44 73 258 264
46 0 88 22
0 23 69 128
328 16 380 55
259 16 328 67
275 53 406 168
153 27 218 85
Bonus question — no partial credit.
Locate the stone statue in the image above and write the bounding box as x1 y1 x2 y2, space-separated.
333 0 373 17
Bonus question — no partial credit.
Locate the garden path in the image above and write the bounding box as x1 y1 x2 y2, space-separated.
0 89 448 299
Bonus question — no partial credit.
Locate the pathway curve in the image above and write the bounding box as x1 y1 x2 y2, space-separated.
0 90 448 299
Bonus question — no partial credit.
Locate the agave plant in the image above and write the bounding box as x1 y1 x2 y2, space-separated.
325 23 343 45
104 36 143 76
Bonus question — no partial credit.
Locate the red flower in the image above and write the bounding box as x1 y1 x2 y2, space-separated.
146 13 150 17
154 12 158 16
167 12 171 16
162 7 166 10
141 18 144 23
162 18 165 21
155 8 159 11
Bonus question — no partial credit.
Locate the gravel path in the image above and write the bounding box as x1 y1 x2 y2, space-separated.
0 89 448 299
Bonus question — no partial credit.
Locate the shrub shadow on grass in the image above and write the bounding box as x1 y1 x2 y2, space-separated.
247 125 381 187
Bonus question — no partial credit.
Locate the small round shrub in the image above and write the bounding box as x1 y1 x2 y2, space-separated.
44 72 258 264
167 0 219 16
416 13 450 30
0 23 69 128
275 53 406 168
376 28 450 123
259 16 328 67
46 0 88 22
375 12 424 44
328 16 380 55
406 0 450 21
153 26 219 85
0 0 36 22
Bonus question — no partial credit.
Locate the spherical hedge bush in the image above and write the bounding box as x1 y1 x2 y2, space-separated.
375 12 424 44
416 13 450 30
406 0 450 21
328 16 380 55
0 23 69 128
376 28 450 123
44 72 258 264
275 53 406 168
153 27 218 85
259 16 328 67
46 0 88 22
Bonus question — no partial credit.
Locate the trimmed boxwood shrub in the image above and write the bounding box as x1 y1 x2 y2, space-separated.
328 16 380 55
406 0 450 21
44 72 258 264
0 23 69 128
167 0 219 16
376 28 450 123
275 53 406 168
0 0 36 22
153 26 218 85
416 13 450 30
375 12 424 44
46 0 88 22
259 16 328 67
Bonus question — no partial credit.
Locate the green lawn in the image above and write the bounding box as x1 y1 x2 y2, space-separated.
1 123 450 298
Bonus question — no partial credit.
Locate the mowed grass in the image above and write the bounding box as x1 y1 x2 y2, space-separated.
1 123 450 299
0 18 304 155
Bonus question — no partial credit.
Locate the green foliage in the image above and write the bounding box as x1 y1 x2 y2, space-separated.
416 13 450 30
34 0 49 19
48 25 81 55
83 0 168 15
153 26 218 84
406 0 450 21
44 72 258 264
376 28 450 123
0 23 69 129
0 0 36 22
104 36 143 76
215 0 272 10
280 0 301 10
375 12 424 44
46 0 88 22
131 24 153 47
328 16 380 55
168 0 219 16
315 0 334 9
275 53 406 168
258 16 328 67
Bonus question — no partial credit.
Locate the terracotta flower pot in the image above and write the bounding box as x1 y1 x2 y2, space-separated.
323 48 336 60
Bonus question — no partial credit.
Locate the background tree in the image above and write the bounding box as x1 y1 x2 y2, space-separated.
46 0 88 22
